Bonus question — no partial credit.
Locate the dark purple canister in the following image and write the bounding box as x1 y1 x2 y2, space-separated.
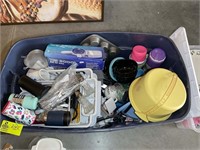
146 48 166 69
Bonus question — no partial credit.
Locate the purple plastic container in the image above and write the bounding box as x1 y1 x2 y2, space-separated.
146 48 166 69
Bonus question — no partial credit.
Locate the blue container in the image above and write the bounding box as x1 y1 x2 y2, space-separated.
0 32 190 132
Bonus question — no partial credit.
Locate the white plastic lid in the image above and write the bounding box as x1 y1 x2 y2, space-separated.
31 138 66 150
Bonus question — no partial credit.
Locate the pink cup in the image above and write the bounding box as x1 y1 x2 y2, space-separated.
130 45 147 63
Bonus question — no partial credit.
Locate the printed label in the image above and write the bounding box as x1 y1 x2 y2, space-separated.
11 94 25 104
0 120 23 136
13 94 25 99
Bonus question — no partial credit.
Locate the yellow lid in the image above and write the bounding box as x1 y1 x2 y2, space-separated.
129 68 187 122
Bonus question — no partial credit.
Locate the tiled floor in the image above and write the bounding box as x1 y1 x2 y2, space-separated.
1 0 200 149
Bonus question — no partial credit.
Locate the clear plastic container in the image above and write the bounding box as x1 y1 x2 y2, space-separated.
176 45 200 133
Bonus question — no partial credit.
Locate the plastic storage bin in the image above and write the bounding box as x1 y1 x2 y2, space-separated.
176 45 200 133
190 45 200 91
0 27 197 132
170 28 200 120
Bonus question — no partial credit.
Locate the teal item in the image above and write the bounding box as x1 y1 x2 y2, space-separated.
109 57 125 81
22 98 38 110
8 94 38 110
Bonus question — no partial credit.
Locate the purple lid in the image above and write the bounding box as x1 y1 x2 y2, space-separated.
146 48 166 68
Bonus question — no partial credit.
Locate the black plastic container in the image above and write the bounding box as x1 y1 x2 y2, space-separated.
0 32 190 132
112 59 138 83
18 75 50 98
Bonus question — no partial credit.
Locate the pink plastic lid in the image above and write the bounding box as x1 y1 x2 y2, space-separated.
130 45 147 63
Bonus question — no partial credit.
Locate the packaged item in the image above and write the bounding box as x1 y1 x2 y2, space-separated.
44 44 105 70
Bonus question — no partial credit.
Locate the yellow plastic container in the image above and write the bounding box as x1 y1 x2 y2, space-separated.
129 68 187 122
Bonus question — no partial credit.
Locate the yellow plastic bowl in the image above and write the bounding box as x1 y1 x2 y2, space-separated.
129 68 187 122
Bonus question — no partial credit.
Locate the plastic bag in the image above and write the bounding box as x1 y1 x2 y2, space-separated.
39 63 81 111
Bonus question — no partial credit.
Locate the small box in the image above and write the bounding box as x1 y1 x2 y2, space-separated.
44 44 105 70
